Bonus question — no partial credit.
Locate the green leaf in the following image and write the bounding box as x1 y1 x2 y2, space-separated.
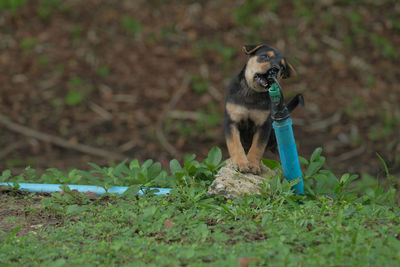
310 147 323 162
262 158 281 170
1 170 11 182
184 153 196 164
170 159 182 175
142 159 153 170
122 185 141 199
65 90 84 106
205 146 222 167
88 162 103 172
298 156 309 166
147 162 162 181
129 159 140 169
306 156 325 177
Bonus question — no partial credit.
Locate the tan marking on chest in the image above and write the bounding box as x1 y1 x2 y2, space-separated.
226 103 249 122
249 109 270 126
226 103 269 126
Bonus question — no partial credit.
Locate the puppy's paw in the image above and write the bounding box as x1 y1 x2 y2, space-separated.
234 159 250 173
248 161 261 175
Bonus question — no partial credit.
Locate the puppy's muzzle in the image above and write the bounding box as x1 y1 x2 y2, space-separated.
266 66 280 83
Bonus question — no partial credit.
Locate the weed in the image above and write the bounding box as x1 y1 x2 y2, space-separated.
190 74 209 95
344 96 366 118
293 0 315 24
170 146 224 186
0 0 26 13
232 0 279 28
64 77 93 106
71 26 83 46
195 40 235 69
121 15 142 36
347 11 366 36
38 55 49 66
19 38 37 52
37 0 61 20
96 66 110 77
370 33 399 60
368 108 399 141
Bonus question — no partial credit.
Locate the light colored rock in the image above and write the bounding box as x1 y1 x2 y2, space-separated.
207 159 277 199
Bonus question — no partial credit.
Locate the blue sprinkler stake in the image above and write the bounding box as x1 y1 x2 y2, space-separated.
268 82 304 195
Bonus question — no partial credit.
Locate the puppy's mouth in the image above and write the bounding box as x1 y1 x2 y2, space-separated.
254 67 280 89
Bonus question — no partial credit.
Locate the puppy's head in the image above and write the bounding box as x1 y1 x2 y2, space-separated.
242 44 296 92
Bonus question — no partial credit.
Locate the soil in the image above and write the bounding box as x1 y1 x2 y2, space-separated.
0 1 399 177
0 189 62 235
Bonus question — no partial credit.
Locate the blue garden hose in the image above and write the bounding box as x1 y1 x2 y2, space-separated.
269 83 304 195
0 182 171 196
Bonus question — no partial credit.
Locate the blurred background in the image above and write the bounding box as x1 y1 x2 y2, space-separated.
0 0 399 178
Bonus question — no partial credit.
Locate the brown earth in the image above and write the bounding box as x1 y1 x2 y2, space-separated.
0 1 399 177
0 189 62 235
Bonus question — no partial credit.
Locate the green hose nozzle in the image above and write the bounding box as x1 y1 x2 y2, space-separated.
268 83 280 101
268 82 289 122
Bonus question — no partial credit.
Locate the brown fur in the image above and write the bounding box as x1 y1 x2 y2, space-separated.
226 125 249 172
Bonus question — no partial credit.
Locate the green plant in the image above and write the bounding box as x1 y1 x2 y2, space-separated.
293 0 315 24
0 0 26 13
370 33 399 60
170 146 224 186
347 11 366 35
368 108 399 141
300 147 358 201
96 66 110 77
190 74 209 95
232 0 278 29
121 16 142 36
195 40 235 69
71 26 83 46
37 0 61 20
38 55 49 66
19 38 37 52
64 77 93 106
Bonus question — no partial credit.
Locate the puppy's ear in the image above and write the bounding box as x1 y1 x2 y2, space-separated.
282 59 297 79
242 44 264 55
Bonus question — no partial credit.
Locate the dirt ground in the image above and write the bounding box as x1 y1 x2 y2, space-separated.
0 1 399 177
0 188 62 235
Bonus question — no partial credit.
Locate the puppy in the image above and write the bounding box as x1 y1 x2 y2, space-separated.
223 44 304 174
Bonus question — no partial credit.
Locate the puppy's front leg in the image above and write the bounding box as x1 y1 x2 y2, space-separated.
247 125 270 174
225 124 249 172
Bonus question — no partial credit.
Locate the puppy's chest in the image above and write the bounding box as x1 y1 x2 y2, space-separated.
226 102 270 126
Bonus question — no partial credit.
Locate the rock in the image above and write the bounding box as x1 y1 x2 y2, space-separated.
207 159 277 199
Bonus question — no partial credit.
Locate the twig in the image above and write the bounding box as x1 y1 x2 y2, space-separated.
167 110 200 121
0 111 126 161
0 140 29 159
334 146 365 163
308 112 342 131
89 102 113 120
156 77 190 156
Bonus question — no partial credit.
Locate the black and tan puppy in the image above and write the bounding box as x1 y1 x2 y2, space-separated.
223 44 304 174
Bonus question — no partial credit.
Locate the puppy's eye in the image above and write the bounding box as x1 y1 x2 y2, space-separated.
258 55 270 62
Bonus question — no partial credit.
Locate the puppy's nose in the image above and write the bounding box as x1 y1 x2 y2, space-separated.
268 66 280 76
271 65 280 71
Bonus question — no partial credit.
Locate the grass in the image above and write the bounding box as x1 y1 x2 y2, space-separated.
1 147 399 266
